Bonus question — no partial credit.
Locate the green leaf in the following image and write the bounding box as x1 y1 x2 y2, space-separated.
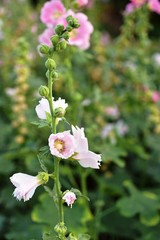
116 181 160 226
78 234 91 240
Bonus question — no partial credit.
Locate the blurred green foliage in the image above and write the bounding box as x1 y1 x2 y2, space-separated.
1 0 160 239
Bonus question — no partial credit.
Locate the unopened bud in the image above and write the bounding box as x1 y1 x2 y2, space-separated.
72 19 80 28
45 58 56 70
54 107 66 118
68 233 78 240
54 222 67 237
55 24 64 35
38 85 49 98
58 39 67 51
66 15 74 25
52 71 59 79
66 26 73 32
62 32 69 40
51 35 59 46
39 44 50 54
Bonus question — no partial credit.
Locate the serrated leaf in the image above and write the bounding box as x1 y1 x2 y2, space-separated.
37 154 48 172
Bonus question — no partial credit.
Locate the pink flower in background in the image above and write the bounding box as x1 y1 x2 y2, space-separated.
66 10 94 50
40 0 66 27
131 0 147 7
124 3 135 14
62 191 76 207
76 0 88 7
104 106 119 118
72 126 102 168
10 173 41 201
38 28 54 46
48 131 75 159
115 120 128 136
151 91 160 102
153 53 160 65
148 0 160 14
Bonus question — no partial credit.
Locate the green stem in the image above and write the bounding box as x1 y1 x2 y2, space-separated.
48 67 64 223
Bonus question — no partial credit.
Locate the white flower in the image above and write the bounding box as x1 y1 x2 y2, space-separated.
35 97 68 120
72 125 102 169
62 191 76 208
10 173 41 202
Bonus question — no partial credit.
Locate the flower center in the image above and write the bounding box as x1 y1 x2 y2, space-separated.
53 11 62 19
54 139 65 153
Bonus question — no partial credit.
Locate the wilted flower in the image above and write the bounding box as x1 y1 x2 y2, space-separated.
35 97 68 120
72 125 102 168
48 131 75 159
10 173 41 201
66 10 93 50
40 0 66 27
62 191 76 208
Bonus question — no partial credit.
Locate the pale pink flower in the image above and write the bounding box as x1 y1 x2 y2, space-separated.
148 0 160 14
40 0 66 27
115 120 128 136
151 91 160 102
104 106 119 118
35 97 68 120
10 173 41 202
153 53 160 65
48 131 75 159
76 0 88 7
35 98 50 119
124 3 136 14
66 10 94 50
131 0 147 7
72 126 102 168
62 191 76 208
38 28 54 47
101 124 114 139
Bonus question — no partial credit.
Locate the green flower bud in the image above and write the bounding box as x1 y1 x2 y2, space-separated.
55 24 64 35
59 39 67 50
54 107 66 118
66 15 74 25
38 85 49 98
52 71 59 79
67 233 78 240
66 26 73 32
62 32 70 40
54 222 67 237
72 19 80 28
39 44 50 54
51 34 59 46
46 70 49 79
37 172 49 184
45 58 56 70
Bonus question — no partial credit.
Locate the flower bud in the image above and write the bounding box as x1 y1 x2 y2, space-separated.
54 107 66 118
38 85 49 98
37 172 49 184
51 35 59 46
55 24 64 35
62 32 69 40
52 71 59 79
54 222 67 237
58 39 67 51
72 19 80 28
66 26 73 32
39 44 50 54
66 15 74 25
68 233 78 240
45 58 56 70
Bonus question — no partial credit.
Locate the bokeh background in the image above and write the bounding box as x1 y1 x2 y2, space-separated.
1 0 160 239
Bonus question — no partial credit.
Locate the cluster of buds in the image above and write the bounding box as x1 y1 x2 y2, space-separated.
39 15 80 55
11 38 30 144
